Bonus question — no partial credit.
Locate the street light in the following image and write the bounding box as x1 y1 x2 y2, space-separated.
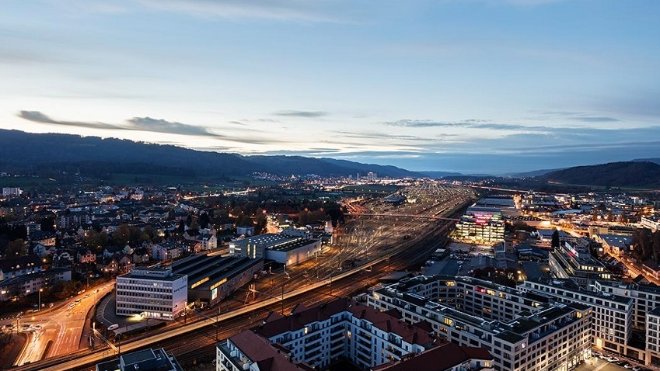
38 288 43 311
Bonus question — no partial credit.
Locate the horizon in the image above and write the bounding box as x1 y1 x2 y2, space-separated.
1 1 660 173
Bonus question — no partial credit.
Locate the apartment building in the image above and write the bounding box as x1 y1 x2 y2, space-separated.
521 278 639 362
216 330 310 371
594 281 660 330
647 307 660 367
115 266 187 320
368 275 592 371
217 298 493 371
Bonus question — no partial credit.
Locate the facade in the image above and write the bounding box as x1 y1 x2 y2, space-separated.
231 233 323 267
115 266 187 320
217 298 493 371
640 215 660 232
0 255 43 282
1 187 22 197
521 278 644 363
594 234 633 256
0 268 71 302
647 307 660 367
549 238 612 287
216 330 309 371
172 254 263 306
368 275 592 371
453 206 505 244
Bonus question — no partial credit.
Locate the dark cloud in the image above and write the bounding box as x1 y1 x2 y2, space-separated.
127 116 221 137
275 110 328 118
18 110 124 130
19 110 219 137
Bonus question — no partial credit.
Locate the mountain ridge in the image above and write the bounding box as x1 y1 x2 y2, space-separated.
0 129 417 179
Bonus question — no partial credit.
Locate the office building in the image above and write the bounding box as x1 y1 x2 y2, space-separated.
115 266 187 320
454 206 505 244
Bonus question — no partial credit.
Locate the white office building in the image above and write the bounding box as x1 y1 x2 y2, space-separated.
116 266 187 320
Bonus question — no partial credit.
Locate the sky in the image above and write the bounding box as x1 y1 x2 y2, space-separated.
1 0 659 174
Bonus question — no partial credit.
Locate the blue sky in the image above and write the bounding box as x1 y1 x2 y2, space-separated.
1 0 659 174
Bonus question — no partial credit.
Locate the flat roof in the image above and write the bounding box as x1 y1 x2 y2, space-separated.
172 254 262 291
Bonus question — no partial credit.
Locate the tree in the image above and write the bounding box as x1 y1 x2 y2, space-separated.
6 238 27 257
551 230 560 249
199 212 210 229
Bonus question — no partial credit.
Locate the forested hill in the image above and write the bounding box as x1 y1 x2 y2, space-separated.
541 161 660 188
0 129 416 179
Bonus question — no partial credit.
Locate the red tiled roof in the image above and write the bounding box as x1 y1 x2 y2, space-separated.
255 298 433 346
229 330 304 371
372 343 493 371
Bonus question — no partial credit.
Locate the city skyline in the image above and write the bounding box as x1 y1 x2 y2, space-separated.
1 0 660 173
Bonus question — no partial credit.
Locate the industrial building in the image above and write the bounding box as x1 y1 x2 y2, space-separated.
172 254 263 307
229 233 322 267
115 266 187 320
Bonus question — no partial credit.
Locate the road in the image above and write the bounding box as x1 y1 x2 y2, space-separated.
3 282 115 366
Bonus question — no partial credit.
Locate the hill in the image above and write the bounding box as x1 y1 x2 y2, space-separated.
0 130 417 182
541 161 660 188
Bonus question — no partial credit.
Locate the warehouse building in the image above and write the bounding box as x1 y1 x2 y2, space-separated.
230 233 322 267
172 254 263 307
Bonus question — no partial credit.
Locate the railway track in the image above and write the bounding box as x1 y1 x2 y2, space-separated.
13 195 472 371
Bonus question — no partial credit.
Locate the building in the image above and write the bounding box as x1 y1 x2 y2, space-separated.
521 278 645 363
255 298 434 369
217 297 493 371
594 234 633 256
216 330 310 371
640 215 660 232
96 348 182 371
549 238 612 287
115 266 187 320
1 187 22 197
172 254 263 307
453 206 505 244
373 342 493 371
0 268 71 302
593 280 660 331
368 275 592 371
0 255 43 282
236 225 255 236
230 233 323 267
647 307 660 367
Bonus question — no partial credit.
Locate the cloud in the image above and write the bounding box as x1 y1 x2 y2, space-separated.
18 111 124 130
19 110 220 137
275 110 328 118
136 0 346 22
384 119 552 131
573 116 619 123
127 116 221 137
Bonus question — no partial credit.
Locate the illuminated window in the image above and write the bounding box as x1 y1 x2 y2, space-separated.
444 318 453 326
